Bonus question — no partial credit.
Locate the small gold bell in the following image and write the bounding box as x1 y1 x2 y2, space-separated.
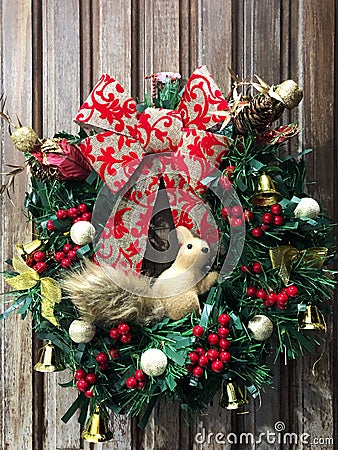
82 407 113 443
298 305 326 331
250 173 283 207
34 341 65 373
219 380 249 410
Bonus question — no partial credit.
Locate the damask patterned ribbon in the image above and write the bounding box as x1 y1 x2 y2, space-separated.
75 66 230 271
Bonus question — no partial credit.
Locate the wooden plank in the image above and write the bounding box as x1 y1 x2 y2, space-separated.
0 0 34 449
41 1 82 449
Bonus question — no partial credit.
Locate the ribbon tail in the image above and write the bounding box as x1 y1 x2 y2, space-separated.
40 278 62 327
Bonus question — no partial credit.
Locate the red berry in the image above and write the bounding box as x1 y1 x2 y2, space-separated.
109 349 119 359
244 210 254 222
219 338 231 350
33 262 47 274
56 209 68 220
219 351 231 363
68 249 77 261
96 352 109 364
271 204 282 215
189 352 199 364
186 364 195 373
195 347 205 356
84 389 94 398
231 217 243 227
137 381 145 390
61 258 71 269
256 289 267 299
120 332 132 344
211 360 224 373
33 251 46 262
126 377 138 389
225 165 236 177
246 286 257 297
286 285 298 297
63 243 72 254
241 265 249 273
221 207 230 219
192 366 204 378
99 363 108 371
220 176 232 191
277 302 287 310
274 215 284 226
77 203 88 213
135 369 146 381
75 368 87 380
73 217 82 224
193 325 204 337
265 292 277 306
276 292 288 304
109 328 120 340
81 212 92 222
217 327 230 338
207 333 219 346
198 355 209 367
218 313 230 326
85 373 97 385
77 380 89 392
46 220 56 231
117 323 130 335
261 224 270 231
252 262 262 274
54 251 65 262
231 205 243 218
206 349 219 361
73 245 81 251
67 207 79 218
262 212 274 224
252 227 264 238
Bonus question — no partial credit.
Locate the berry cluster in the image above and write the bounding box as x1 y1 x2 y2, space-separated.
222 206 254 228
246 284 298 309
241 261 262 275
46 203 91 231
126 369 147 390
109 322 132 344
54 243 81 269
187 314 232 378
25 250 48 274
251 203 283 238
74 368 97 398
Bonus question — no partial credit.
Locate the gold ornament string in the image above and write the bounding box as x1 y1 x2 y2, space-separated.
5 251 61 326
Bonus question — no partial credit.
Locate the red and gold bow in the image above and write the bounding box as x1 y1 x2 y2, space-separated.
75 66 230 271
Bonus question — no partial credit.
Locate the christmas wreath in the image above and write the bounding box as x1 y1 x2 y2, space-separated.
1 66 335 443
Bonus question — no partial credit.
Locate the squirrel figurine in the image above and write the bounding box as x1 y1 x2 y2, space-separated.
63 226 218 324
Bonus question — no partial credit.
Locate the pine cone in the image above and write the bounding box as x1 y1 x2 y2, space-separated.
28 156 58 182
233 94 285 135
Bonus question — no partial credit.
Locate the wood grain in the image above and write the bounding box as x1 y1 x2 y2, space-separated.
0 1 336 449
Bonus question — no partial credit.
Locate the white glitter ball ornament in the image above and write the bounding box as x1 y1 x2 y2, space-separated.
140 348 168 376
294 197 320 219
70 221 95 245
247 315 273 341
69 320 96 343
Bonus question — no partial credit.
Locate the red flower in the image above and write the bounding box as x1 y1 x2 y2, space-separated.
31 138 92 181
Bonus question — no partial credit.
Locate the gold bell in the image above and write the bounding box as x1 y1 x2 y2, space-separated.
34 341 65 372
298 305 326 331
82 407 113 443
250 173 283 207
219 380 249 410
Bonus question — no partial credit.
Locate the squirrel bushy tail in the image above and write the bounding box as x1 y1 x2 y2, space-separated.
62 261 165 325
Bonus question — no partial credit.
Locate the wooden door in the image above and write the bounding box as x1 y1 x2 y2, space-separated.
0 1 336 449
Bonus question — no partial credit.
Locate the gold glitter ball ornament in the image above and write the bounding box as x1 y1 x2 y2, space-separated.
69 320 96 343
247 315 273 341
274 80 303 109
140 348 168 376
294 197 320 219
11 126 39 152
